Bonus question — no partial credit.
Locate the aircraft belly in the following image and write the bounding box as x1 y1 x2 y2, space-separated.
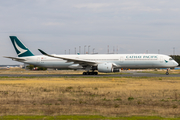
27 61 73 68
43 61 73 68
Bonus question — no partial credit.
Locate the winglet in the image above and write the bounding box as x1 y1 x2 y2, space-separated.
38 49 48 55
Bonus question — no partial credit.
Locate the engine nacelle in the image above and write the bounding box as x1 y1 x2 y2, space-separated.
97 63 113 73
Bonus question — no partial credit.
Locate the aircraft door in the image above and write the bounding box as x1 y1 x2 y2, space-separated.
37 57 41 63
160 56 163 63
120 56 124 63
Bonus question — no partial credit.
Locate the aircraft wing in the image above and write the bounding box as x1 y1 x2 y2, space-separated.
38 49 98 66
3 56 26 62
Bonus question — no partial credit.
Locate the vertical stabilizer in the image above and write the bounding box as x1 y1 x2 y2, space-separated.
9 36 34 57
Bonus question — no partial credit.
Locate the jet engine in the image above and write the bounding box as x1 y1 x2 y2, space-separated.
97 63 113 73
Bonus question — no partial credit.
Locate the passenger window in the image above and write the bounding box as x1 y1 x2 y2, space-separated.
169 58 173 60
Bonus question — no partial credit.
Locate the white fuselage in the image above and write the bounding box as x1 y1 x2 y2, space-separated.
15 54 178 69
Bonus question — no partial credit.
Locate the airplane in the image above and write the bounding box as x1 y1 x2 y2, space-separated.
4 36 179 75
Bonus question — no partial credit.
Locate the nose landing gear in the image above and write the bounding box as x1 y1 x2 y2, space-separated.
166 68 169 75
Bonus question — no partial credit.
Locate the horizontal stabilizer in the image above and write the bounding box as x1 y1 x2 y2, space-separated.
3 56 26 62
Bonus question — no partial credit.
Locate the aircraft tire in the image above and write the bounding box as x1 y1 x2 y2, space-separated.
166 72 169 75
83 72 98 75
94 72 98 75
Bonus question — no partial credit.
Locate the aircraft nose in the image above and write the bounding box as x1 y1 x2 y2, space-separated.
174 61 179 66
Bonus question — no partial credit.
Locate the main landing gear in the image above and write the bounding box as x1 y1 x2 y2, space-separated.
166 68 169 75
83 72 98 75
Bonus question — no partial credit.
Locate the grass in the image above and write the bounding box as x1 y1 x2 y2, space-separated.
137 69 180 75
1 115 180 120
0 68 130 75
1 68 180 75
0 75 153 79
0 77 180 117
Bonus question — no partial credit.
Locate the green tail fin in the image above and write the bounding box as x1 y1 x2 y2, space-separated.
9 36 34 57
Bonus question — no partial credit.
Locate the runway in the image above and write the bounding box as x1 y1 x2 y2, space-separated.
0 71 179 77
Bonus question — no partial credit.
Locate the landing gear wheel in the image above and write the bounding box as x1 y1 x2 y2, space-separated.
83 72 87 75
82 72 98 75
94 72 98 75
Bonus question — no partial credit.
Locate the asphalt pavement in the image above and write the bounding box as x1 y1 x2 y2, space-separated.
0 71 179 77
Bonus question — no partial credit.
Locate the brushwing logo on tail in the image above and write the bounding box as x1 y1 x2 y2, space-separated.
14 40 27 55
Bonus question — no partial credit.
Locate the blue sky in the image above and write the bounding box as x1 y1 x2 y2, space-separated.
0 0 180 64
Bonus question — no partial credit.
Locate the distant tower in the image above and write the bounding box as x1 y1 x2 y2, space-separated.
79 46 81 54
84 45 86 54
107 45 109 54
117 46 118 54
93 48 95 54
88 45 90 54
75 47 76 54
113 46 115 54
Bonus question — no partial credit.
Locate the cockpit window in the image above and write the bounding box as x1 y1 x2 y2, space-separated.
169 58 173 60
